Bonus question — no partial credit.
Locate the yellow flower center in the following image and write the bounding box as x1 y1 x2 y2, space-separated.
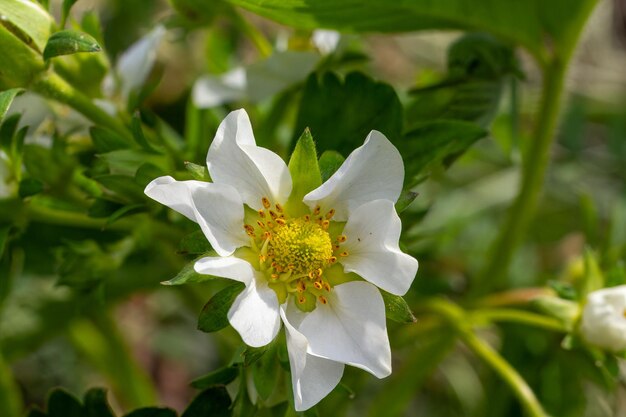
241 197 350 312
268 219 332 275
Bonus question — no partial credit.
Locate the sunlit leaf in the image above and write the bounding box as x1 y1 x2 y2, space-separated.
43 30 101 60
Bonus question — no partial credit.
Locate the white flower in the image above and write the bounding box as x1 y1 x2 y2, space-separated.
581 285 626 352
145 109 418 410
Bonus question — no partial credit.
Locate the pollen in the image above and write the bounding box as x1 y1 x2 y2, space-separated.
268 218 333 275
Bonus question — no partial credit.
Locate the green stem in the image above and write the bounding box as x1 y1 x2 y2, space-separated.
31 72 133 141
477 60 566 292
0 354 22 417
470 308 566 332
418 298 550 417
460 330 549 417
230 9 273 58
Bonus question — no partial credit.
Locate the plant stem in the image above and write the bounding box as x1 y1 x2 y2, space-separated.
460 329 549 417
477 60 566 292
470 308 566 332
230 9 273 58
0 354 22 417
418 298 550 417
31 72 133 141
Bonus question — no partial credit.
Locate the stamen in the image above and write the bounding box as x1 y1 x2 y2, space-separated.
304 215 310 222
313 281 323 290
275 203 283 213
297 281 306 293
276 218 286 226
321 220 330 229
337 235 347 243
257 220 266 229
313 206 321 215
270 273 279 280
298 296 306 304
328 256 337 264
325 209 335 220
269 210 278 220
244 224 256 237
258 210 266 218
262 197 271 209
323 282 331 292
263 231 271 240
339 251 349 257
318 295 328 305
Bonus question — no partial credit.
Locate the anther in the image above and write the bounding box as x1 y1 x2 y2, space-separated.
339 251 349 257
271 273 279 280
316 268 323 277
276 218 286 226
298 296 306 304
263 231 271 240
308 271 315 279
323 282 331 292
337 235 347 243
244 224 256 237
313 281 323 290
258 210 266 218
262 197 271 209
304 215 310 222
321 220 330 229
297 281 306 293
257 220 266 229
325 209 335 220
267 221 274 229
275 203 283 213
329 256 337 264
269 210 278 220
313 206 321 215
319 296 328 305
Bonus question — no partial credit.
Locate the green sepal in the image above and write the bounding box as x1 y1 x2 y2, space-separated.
252 341 279 400
181 386 232 417
43 30 101 60
185 161 211 181
197 282 246 333
380 290 416 323
47 388 83 417
318 150 344 182
161 256 217 285
286 128 322 216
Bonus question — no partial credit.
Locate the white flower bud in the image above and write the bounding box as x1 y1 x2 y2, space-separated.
581 285 626 352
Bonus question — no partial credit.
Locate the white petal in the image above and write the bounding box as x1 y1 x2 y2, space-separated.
298 281 391 378
312 30 341 54
280 304 344 411
581 285 626 352
144 176 248 256
192 68 247 108
194 256 256 285
303 131 403 220
206 109 292 209
340 199 418 296
228 278 281 347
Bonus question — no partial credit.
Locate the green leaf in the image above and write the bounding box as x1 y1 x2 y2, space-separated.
0 113 21 153
90 127 131 153
179 230 212 255
243 344 269 367
286 128 321 215
83 388 115 417
43 30 101 60
197 282 245 333
88 198 123 218
401 121 487 185
94 174 145 203
0 0 55 52
0 225 10 259
191 366 239 389
131 113 157 152
182 386 232 417
61 0 79 28
294 72 403 156
162 257 217 286
0 88 23 123
317 150 344 182
184 162 211 181
380 290 416 323
47 389 83 417
123 408 177 417
134 163 166 188
395 190 418 213
105 203 146 226
225 0 595 62
18 178 44 198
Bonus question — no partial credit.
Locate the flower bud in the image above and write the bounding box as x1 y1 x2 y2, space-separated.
580 285 626 352
0 0 55 89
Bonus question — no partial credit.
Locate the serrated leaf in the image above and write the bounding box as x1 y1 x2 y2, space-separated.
318 150 344 182
83 388 115 417
197 282 245 333
252 343 278 400
90 127 131 153
191 366 239 389
184 162 210 181
0 88 23 123
294 72 402 156
43 30 101 60
123 408 178 417
18 178 44 198
182 386 232 417
380 290 416 323
179 230 212 255
286 128 321 216
162 257 218 285
47 389 83 417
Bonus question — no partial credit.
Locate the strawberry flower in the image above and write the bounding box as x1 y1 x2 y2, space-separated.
145 109 418 410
